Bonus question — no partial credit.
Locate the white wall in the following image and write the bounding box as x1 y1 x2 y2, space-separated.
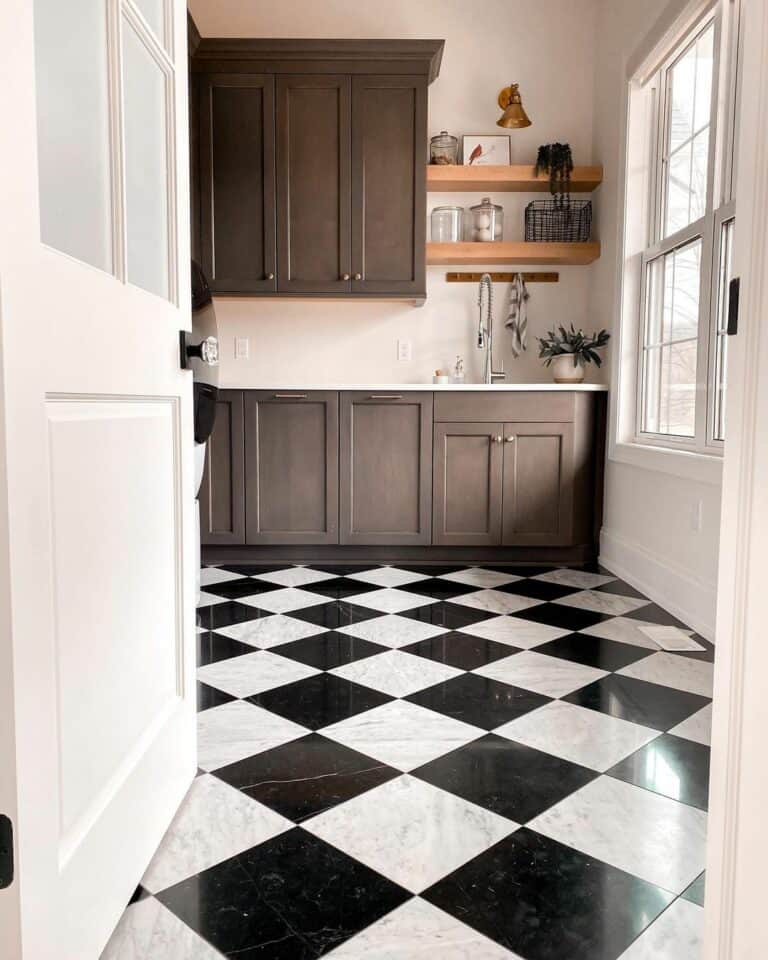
189 0 600 386
591 0 722 639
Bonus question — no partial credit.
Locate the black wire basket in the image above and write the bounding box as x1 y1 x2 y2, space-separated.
525 200 592 242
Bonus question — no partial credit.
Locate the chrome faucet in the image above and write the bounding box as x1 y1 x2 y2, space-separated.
477 273 505 384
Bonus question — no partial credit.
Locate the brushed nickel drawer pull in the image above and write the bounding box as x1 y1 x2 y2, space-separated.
369 394 403 400
505 436 515 442
274 393 308 399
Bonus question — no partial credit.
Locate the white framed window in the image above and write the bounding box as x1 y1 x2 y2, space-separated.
630 0 741 454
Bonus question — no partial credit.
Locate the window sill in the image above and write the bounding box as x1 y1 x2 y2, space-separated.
609 440 724 486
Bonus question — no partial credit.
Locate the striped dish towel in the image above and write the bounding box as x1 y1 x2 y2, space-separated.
505 273 530 357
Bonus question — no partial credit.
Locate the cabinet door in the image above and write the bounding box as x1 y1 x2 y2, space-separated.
433 422 503 546
245 391 339 544
200 75 276 293
351 76 427 296
200 390 245 544
502 423 575 546
340 392 432 545
276 76 351 294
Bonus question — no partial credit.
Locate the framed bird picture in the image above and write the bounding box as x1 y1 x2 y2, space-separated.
462 135 512 165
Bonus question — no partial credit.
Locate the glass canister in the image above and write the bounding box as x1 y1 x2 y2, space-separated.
430 130 459 165
431 205 464 242
468 197 503 242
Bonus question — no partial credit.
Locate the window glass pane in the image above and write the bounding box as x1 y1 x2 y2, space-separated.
713 218 734 441
664 23 714 237
642 238 701 438
122 21 170 300
34 0 112 272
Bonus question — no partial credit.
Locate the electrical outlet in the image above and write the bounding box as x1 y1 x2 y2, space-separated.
234 336 249 360
397 339 412 362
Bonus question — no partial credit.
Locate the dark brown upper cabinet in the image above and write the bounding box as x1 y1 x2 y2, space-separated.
276 76 352 294
199 75 276 293
190 38 442 302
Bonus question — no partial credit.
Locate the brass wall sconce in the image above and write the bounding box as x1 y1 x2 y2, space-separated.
497 83 532 128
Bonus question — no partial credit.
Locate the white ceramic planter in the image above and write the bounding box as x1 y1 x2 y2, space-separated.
550 354 585 384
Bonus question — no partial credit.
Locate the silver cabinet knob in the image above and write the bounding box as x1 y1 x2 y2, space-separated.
266 272 275 281
354 273 362 281
494 435 503 444
505 436 515 442
341 273 351 281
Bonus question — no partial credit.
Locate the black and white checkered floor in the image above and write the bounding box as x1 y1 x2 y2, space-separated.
103 563 713 960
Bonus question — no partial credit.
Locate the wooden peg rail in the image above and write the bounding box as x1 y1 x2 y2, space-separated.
445 272 559 283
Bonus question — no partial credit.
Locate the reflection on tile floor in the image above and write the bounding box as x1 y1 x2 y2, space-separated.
103 564 713 960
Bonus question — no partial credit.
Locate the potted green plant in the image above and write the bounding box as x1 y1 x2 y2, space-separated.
537 324 610 383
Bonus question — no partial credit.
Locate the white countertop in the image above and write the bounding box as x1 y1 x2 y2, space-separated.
222 383 609 392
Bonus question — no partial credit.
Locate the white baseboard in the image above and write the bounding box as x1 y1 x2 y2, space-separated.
599 526 716 641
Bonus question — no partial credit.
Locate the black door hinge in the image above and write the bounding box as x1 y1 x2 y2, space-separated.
727 276 740 336
0 815 13 888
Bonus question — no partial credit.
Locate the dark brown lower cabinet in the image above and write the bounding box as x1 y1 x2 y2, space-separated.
244 391 339 544
200 390 245 545
340 392 432 544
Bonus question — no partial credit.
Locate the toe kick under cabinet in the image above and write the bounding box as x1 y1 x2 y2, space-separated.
200 389 604 554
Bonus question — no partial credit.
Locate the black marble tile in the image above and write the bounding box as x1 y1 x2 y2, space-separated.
306 564 378 576
404 580 483 601
407 673 549 731
290 601 381 631
301 577 381 600
479 564 559 577
197 630 253 666
204 578 284 600
607 733 711 810
496 578 583 602
197 600 264 631
214 733 399 822
274 631 386 670
682 871 706 907
512 602 614 632
249 673 392 730
403 631 515 671
400 601 492 630
128 884 150 905
424 828 672 960
394 564 467 576
219 563 295 575
623 602 691 629
592 578 650 601
157 828 409 960
534 633 653 672
197 681 236 712
564 674 711 731
413 735 595 823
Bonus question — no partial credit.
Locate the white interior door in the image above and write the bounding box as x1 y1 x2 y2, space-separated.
0 0 195 957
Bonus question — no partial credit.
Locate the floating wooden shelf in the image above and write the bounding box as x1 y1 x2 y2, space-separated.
427 241 600 266
427 164 603 193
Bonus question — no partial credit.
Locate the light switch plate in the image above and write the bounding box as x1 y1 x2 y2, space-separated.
235 337 249 360
397 339 412 362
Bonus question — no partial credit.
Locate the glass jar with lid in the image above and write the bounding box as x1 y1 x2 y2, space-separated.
431 205 464 243
430 130 459 165
468 197 503 242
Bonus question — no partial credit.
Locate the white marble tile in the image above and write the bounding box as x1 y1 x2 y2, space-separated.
474 650 608 698
101 897 222 960
197 700 308 771
197 650 319 698
335 614 447 648
438 567 521 588
215 613 327 649
577 616 669 650
331 650 462 697
617 652 714 698
618 897 703 960
195 590 227 608
458 616 571 649
496 700 660 772
326 898 521 959
140 775 291 894
533 568 616 589
554 589 651 616
449 589 543 616
345 566 431 587
321 699 483 772
669 703 713 746
199 566 245 587
637 624 705 652
530 775 708 893
305 776 515 893
345 587 438 614
250 566 338 587
238 586 332 614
